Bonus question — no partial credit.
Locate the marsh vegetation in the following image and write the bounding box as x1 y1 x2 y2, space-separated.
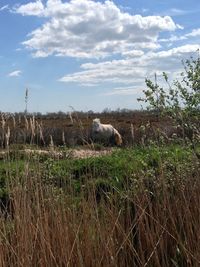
0 56 199 266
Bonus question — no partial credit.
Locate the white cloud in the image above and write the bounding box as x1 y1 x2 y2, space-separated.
14 0 179 59
159 27 200 45
59 58 147 85
186 28 200 37
59 44 200 86
8 70 22 77
0 5 9 11
159 35 187 43
103 86 142 96
122 50 144 58
14 0 44 16
152 44 200 58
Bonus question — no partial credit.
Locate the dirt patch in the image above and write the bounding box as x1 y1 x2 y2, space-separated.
70 149 113 159
0 148 113 160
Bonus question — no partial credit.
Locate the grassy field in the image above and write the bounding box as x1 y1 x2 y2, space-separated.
0 141 199 266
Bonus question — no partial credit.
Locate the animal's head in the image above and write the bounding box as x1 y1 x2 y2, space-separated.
92 118 101 125
92 118 101 133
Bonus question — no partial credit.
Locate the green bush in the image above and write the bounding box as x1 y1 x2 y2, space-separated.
138 54 200 151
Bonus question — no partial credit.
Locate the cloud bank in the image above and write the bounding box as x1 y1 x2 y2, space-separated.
59 44 200 87
14 0 179 58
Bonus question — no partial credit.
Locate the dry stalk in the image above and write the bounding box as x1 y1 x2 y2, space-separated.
49 135 54 150
130 123 134 144
30 116 36 143
62 131 66 146
68 112 74 125
24 116 29 131
12 115 16 129
1 114 6 148
5 126 10 149
39 123 45 146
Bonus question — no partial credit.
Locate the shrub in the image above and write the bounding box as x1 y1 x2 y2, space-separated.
138 54 200 151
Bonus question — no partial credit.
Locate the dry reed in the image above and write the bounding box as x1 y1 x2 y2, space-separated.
0 154 199 267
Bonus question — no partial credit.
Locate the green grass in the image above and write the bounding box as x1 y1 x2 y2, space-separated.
0 145 197 201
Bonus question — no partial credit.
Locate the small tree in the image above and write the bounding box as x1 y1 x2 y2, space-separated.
138 73 168 120
138 53 200 149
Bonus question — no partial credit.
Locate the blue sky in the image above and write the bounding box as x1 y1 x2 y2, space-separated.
1 0 200 113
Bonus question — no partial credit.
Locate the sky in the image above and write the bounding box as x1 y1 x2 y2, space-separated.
0 0 200 113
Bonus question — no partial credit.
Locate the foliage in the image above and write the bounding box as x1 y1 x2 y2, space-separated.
0 145 196 201
138 54 200 147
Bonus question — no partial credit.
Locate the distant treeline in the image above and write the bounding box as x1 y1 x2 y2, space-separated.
0 108 150 119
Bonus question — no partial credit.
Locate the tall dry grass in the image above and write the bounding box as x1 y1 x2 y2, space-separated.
0 153 199 267
0 111 199 266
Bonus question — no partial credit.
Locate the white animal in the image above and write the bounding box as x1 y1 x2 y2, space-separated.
92 118 122 145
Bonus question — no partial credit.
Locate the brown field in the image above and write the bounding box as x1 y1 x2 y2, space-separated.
0 110 174 148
